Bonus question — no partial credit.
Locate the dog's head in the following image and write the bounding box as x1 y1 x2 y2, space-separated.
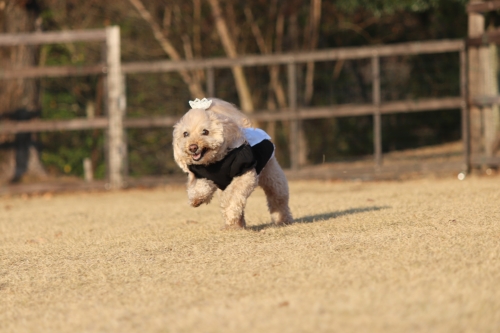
173 108 245 172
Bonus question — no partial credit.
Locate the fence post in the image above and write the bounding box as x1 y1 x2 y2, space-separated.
467 5 484 164
206 67 215 97
83 158 93 182
482 40 500 158
120 73 128 179
288 62 299 171
105 26 126 189
372 55 382 168
460 46 470 173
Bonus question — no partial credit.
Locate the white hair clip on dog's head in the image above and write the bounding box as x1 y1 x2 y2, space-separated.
189 98 212 110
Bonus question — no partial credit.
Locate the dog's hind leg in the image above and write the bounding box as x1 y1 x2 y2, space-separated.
219 169 258 229
258 157 293 225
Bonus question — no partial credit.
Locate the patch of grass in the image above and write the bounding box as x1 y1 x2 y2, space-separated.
1 176 499 332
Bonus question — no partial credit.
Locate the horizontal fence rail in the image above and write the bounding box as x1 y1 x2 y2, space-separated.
0 97 465 135
467 28 500 47
0 65 106 79
121 40 465 73
0 29 107 46
0 39 464 80
467 0 500 13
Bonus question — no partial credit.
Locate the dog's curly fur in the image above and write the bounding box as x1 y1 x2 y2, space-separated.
173 98 293 229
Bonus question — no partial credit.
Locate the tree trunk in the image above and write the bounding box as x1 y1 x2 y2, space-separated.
243 4 285 138
304 0 322 105
300 0 322 166
207 0 254 112
127 0 205 98
0 0 47 183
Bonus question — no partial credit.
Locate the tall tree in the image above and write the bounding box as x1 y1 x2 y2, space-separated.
207 0 254 112
127 0 205 98
0 0 47 183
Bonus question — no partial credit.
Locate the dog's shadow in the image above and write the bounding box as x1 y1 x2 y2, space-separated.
248 205 390 232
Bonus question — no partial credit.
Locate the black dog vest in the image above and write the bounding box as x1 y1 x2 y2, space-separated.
188 139 274 190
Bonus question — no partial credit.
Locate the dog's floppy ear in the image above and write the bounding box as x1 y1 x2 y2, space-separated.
172 124 190 173
206 98 252 128
207 110 245 149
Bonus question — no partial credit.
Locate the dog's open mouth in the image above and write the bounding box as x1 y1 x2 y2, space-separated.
191 148 208 162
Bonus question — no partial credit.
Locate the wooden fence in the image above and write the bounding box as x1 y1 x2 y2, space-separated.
0 26 480 190
467 0 500 168
0 27 126 189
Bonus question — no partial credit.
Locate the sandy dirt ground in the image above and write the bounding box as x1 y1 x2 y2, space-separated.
1 175 499 333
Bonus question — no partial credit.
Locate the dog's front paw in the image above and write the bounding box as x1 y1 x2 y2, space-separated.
186 178 216 208
189 198 205 207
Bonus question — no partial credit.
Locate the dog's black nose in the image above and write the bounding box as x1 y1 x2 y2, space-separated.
189 144 198 153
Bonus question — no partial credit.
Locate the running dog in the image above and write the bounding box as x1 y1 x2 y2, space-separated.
173 98 293 229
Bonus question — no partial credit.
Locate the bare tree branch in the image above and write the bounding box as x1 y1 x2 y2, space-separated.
244 5 286 109
244 7 267 54
182 35 194 60
127 0 204 98
304 0 322 105
207 0 254 112
272 10 287 108
193 0 202 58
162 6 172 36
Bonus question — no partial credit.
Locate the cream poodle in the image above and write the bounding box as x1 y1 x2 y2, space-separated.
173 98 293 229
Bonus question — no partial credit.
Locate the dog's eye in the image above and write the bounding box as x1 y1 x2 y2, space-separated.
202 129 209 136
183 131 189 137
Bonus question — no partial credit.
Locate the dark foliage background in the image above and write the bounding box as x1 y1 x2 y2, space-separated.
1 0 479 180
